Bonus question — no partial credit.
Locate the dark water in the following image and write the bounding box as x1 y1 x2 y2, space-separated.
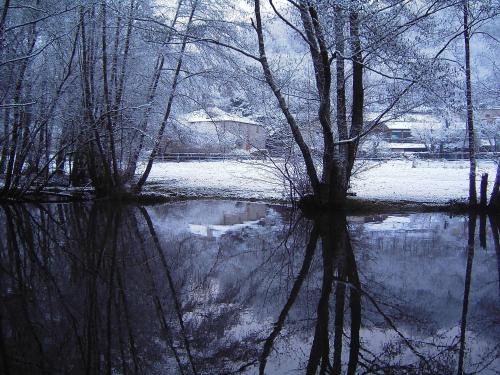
0 200 499 374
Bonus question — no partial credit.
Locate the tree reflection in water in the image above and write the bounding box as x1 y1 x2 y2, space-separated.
0 201 499 374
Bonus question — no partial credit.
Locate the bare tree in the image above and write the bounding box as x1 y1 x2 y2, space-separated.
248 0 457 208
463 0 478 207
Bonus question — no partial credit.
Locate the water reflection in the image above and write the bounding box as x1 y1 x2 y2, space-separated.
0 201 499 374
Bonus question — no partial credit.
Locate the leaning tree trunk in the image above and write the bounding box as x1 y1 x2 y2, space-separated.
124 0 183 181
489 161 500 211
347 10 364 177
254 0 321 200
463 0 477 207
457 212 476 375
0 107 11 175
134 0 198 192
0 0 10 44
1 21 37 196
328 5 351 209
299 4 337 206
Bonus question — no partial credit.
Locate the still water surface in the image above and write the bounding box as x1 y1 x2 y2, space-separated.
0 200 499 374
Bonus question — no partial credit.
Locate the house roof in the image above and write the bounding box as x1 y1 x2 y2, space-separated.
181 107 261 126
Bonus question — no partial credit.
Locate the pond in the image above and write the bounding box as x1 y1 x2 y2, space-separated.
0 200 499 374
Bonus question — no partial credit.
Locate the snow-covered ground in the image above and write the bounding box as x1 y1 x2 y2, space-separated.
140 159 498 204
142 160 286 201
351 159 497 203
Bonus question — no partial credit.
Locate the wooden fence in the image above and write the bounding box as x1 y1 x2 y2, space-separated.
154 152 257 162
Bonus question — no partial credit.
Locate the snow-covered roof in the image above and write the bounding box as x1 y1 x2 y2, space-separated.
385 114 441 130
388 142 426 149
385 122 416 130
480 139 495 147
366 112 464 130
181 107 261 126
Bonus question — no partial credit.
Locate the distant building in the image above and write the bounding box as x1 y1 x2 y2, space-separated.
363 111 466 154
167 108 268 154
478 107 500 120
477 107 500 152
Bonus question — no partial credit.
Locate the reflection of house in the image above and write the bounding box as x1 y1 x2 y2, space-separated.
189 202 268 238
171 107 268 153
349 214 388 224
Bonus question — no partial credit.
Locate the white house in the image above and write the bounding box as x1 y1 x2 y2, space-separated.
168 107 268 154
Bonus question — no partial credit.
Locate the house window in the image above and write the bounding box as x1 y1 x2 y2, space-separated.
391 130 402 141
390 129 412 141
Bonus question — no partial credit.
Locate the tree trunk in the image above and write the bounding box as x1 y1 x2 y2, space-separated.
457 212 476 375
123 55 164 181
480 173 488 209
124 0 183 181
101 0 121 190
0 0 11 43
347 10 364 176
80 5 112 190
463 0 477 207
134 0 198 192
0 107 11 175
254 1 368 210
253 0 321 200
1 21 37 195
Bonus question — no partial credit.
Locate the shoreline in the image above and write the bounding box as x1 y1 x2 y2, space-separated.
0 184 474 215
1 159 496 214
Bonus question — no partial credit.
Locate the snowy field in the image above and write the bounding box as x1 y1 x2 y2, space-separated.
142 160 285 201
140 159 498 204
350 159 497 203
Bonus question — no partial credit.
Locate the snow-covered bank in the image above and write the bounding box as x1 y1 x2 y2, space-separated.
142 160 286 201
351 160 497 203
140 159 498 204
